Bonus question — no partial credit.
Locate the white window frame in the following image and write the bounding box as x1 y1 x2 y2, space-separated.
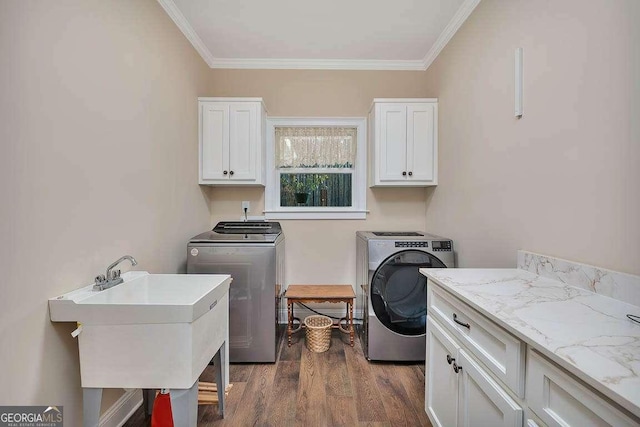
264 117 367 220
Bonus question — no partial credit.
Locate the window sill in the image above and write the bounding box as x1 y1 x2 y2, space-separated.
264 210 368 220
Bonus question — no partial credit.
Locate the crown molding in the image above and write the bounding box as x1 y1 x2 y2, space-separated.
209 57 427 71
422 0 482 70
156 0 216 67
158 0 481 71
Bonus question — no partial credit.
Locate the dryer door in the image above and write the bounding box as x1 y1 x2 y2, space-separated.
371 250 446 336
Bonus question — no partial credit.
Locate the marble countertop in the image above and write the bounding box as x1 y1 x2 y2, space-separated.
420 268 640 417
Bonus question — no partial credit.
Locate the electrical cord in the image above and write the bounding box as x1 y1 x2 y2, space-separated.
627 314 640 324
243 207 248 222
296 302 363 322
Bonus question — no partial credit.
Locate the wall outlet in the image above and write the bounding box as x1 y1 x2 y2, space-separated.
242 201 250 212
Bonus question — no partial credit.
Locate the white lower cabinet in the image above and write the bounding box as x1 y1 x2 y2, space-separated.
428 285 525 398
425 284 640 427
526 349 637 427
426 317 523 427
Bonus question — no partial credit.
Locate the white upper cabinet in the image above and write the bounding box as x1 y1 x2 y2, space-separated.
199 97 266 185
369 98 438 187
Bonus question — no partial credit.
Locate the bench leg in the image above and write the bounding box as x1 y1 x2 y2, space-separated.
287 301 292 347
350 300 354 346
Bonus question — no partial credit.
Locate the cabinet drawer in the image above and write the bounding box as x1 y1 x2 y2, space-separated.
428 284 525 397
526 349 638 427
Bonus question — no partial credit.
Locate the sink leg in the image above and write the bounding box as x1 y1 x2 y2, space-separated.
142 388 155 416
214 343 226 417
169 381 198 427
82 388 102 427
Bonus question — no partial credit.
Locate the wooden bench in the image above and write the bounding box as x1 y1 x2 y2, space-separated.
284 284 355 347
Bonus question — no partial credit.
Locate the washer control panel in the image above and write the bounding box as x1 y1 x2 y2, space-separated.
395 241 428 248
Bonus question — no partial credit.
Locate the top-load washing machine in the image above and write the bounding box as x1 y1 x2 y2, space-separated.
356 231 454 361
187 221 285 363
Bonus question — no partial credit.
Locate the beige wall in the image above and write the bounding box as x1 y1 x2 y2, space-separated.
0 0 211 422
422 0 640 275
207 70 433 296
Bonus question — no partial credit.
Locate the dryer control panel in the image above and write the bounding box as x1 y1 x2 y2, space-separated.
432 241 453 252
395 241 428 248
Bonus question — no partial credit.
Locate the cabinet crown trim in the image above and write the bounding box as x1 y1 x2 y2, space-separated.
370 98 438 110
198 97 267 112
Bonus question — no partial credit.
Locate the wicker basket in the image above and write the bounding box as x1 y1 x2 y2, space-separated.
304 315 332 353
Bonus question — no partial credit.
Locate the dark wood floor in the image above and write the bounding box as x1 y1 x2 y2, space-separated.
124 329 431 427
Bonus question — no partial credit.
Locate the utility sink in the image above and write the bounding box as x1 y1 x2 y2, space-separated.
50 271 230 326
49 271 232 390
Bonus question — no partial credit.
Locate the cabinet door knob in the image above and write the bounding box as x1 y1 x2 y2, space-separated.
223 170 228 175
229 170 234 176
408 171 413 176
402 171 407 176
453 362 462 373
446 354 454 365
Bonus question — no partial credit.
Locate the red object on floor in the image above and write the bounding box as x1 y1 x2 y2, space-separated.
151 390 174 427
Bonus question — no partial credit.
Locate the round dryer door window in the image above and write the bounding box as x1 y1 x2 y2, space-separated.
371 250 446 336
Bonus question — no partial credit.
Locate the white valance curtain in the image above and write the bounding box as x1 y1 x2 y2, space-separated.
275 127 357 168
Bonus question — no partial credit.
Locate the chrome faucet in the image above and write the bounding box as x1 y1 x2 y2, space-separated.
94 255 138 291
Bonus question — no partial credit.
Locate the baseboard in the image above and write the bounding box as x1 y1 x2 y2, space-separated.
99 389 143 427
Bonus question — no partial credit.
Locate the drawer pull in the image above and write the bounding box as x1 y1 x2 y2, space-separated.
453 313 471 329
453 362 462 373
446 354 454 365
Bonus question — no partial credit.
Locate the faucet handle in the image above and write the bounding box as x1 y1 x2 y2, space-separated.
109 270 121 280
95 274 107 284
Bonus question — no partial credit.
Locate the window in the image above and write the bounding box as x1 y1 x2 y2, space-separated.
265 117 367 219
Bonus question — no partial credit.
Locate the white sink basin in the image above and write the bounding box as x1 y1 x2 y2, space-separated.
49 271 231 389
49 271 231 325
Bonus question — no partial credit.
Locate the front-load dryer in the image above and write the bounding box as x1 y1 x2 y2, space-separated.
356 231 454 361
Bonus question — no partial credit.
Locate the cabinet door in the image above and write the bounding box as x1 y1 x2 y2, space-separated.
378 104 407 182
201 102 229 180
458 349 523 427
228 103 258 181
426 317 460 427
406 103 436 183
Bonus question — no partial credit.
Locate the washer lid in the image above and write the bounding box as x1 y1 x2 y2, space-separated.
189 221 282 243
372 231 424 237
213 221 282 234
